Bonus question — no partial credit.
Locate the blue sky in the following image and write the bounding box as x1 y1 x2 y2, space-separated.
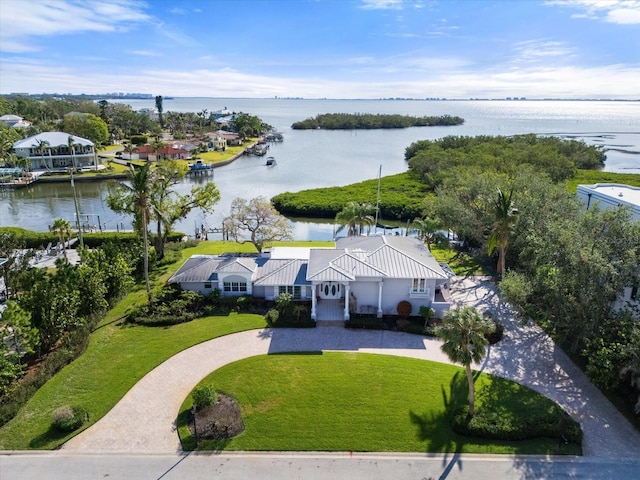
0 0 638 99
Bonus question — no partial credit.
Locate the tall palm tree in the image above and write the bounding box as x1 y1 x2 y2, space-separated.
51 218 71 259
487 187 519 279
437 306 494 416
335 201 375 237
106 162 152 302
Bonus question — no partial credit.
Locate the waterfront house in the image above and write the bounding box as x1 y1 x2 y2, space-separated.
155 145 189 160
169 236 451 321
13 132 98 171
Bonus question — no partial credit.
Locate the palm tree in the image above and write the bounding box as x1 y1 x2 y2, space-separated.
487 188 519 279
33 139 51 170
335 201 375 237
67 135 78 170
411 216 443 251
106 162 153 302
436 306 494 416
51 218 72 258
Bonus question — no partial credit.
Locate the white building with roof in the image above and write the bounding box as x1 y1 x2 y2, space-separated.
577 183 640 313
169 236 451 322
13 132 99 171
577 183 640 221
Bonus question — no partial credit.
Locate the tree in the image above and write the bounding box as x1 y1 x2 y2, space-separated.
223 196 292 252
436 306 494 416
0 301 39 358
487 187 519 279
149 160 220 258
0 232 34 300
51 218 72 258
411 216 443 251
106 163 153 302
335 201 375 237
155 95 164 128
33 139 51 170
62 113 109 146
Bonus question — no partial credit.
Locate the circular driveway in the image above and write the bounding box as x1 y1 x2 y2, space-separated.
62 277 640 458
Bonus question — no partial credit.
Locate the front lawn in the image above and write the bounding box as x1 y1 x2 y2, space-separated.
178 353 581 455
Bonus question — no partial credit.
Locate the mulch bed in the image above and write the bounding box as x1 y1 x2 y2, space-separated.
190 394 245 440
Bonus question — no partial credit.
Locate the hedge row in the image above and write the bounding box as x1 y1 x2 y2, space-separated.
450 407 582 444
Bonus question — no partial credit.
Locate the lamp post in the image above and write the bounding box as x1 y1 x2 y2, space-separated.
69 168 83 249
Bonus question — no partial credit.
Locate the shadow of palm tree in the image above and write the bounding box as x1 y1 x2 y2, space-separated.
409 372 468 454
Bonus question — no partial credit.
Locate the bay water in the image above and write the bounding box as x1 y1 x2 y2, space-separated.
1 99 638 240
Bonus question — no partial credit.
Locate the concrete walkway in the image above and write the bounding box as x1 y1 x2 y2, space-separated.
63 277 640 459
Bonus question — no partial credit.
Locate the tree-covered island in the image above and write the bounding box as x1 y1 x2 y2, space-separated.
291 113 464 129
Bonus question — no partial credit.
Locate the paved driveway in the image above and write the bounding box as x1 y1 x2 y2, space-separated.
62 277 640 459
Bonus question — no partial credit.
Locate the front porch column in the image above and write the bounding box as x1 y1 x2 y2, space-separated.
377 281 383 318
311 284 317 320
344 284 350 320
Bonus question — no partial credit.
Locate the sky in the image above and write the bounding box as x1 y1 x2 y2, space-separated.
0 0 639 99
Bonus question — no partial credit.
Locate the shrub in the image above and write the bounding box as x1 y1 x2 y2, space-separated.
265 309 279 327
484 317 504 345
192 385 215 409
450 407 582 444
51 405 88 432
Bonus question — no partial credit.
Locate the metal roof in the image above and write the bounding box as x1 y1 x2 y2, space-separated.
13 132 94 149
168 255 221 283
254 259 309 286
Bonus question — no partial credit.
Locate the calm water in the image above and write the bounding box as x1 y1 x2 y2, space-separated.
1 99 639 240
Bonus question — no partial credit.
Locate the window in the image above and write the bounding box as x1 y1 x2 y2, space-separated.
224 281 247 293
204 282 212 289
412 278 426 293
279 285 302 299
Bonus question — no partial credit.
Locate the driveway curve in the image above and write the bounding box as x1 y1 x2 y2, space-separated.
63 277 640 459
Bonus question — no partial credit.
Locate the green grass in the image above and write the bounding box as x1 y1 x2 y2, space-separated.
567 169 640 193
178 353 581 454
431 246 489 276
0 313 266 450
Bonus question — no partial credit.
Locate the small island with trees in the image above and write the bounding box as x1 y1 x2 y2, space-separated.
291 113 464 130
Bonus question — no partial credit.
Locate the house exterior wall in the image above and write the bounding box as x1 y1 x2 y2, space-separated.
381 278 437 316
349 280 379 315
178 281 218 295
218 273 253 296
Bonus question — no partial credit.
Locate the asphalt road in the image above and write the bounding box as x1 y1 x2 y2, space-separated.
2 452 640 480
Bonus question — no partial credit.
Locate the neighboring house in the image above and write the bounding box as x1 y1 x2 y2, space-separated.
13 132 98 171
0 114 32 129
169 236 451 322
577 183 640 314
203 132 227 151
216 130 243 146
155 145 188 160
577 183 640 221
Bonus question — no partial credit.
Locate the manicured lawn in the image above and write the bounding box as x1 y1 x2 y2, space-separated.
178 353 581 455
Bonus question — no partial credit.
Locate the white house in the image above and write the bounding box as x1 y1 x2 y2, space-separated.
169 236 451 322
577 183 640 221
13 132 99 171
577 183 640 313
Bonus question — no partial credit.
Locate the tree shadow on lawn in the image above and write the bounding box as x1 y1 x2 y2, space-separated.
409 372 468 479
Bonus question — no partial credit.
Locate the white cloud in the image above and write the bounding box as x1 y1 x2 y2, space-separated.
128 50 163 57
2 56 636 99
359 0 405 10
0 0 151 53
546 0 640 24
512 40 576 63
